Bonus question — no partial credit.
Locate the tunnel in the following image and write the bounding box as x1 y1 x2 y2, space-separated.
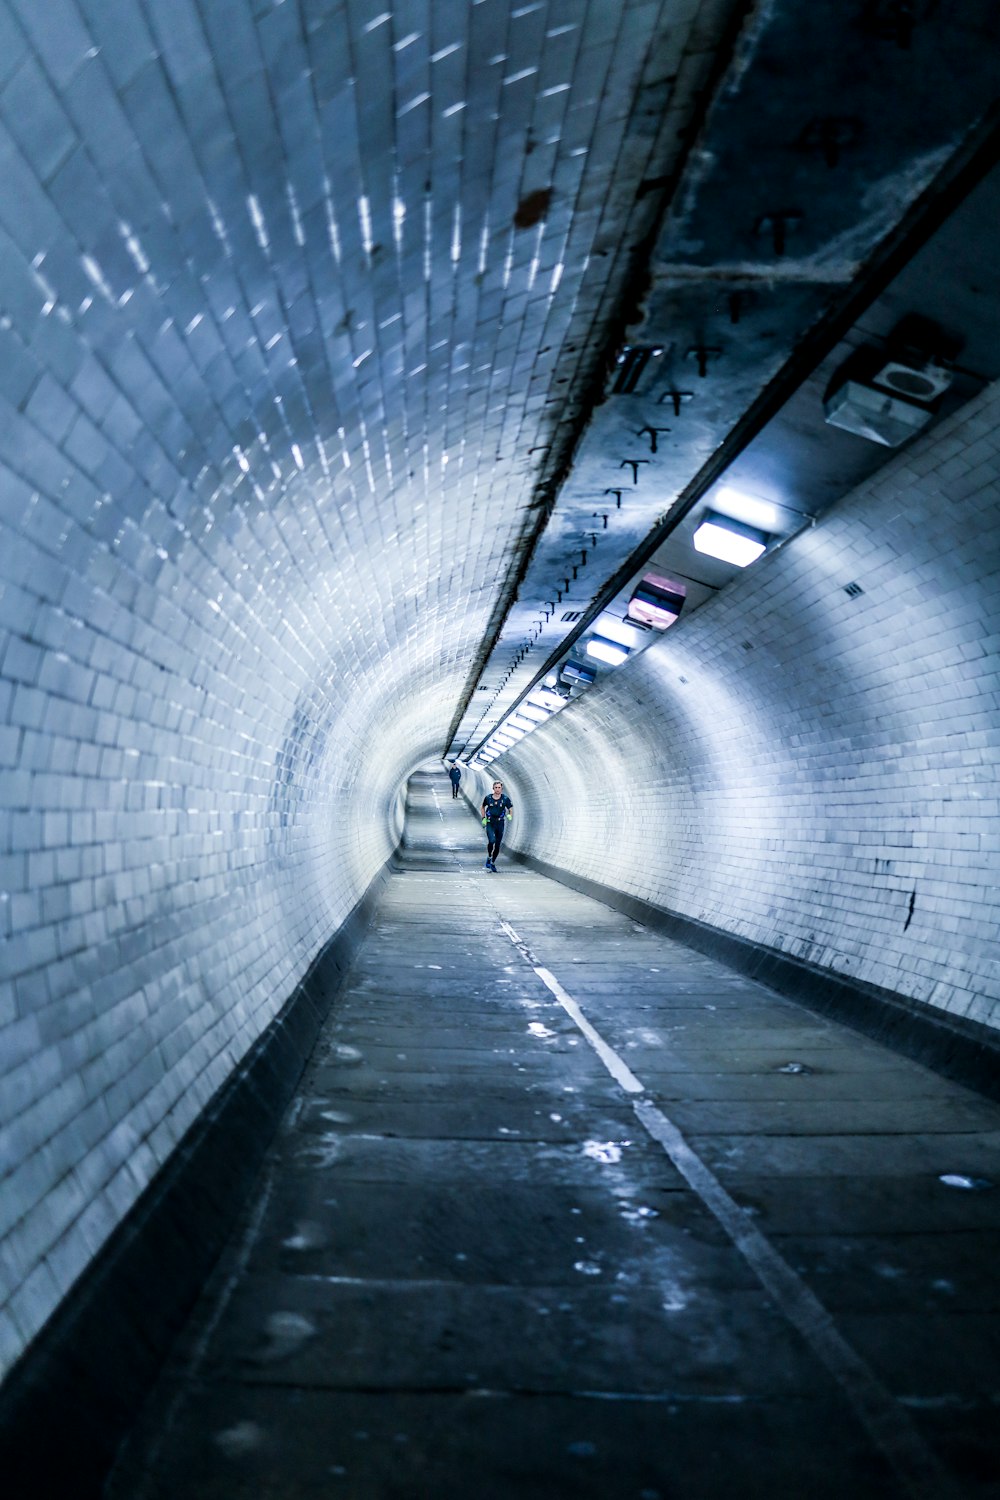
1 0 1000 1495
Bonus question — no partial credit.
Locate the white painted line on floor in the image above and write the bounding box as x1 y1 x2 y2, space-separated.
495 912 960 1500
500 919 645 1094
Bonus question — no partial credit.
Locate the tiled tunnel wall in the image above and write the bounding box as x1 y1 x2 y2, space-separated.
0 502 420 1379
498 378 1000 1030
0 0 681 1381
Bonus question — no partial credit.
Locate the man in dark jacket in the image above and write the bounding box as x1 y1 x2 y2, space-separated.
448 762 462 799
481 780 513 871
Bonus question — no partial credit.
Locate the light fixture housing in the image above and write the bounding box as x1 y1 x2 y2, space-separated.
528 688 564 712
626 572 686 630
871 355 952 403
560 660 596 686
823 380 934 447
693 512 768 567
586 635 630 667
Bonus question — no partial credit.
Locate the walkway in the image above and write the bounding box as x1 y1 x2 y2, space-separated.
109 771 1000 1499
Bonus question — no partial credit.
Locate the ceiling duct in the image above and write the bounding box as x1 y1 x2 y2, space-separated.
823 381 934 447
610 345 664 395
823 327 956 448
870 355 953 402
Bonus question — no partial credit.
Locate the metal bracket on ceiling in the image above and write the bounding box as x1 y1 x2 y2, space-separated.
604 487 624 507
727 291 757 324
620 458 650 483
754 211 803 256
658 390 693 414
797 116 863 169
685 345 722 378
636 425 671 453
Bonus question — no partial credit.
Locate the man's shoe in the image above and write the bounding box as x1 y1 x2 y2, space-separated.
490 861 498 871
485 859 492 870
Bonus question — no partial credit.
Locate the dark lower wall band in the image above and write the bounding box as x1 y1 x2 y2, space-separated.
0 857 392 1500
507 847 1000 1105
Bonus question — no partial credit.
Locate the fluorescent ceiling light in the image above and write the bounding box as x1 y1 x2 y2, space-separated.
693 513 767 567
528 689 564 711
713 487 779 531
507 714 534 732
518 703 549 722
627 572 686 631
586 636 630 667
590 613 637 650
560 661 595 686
500 724 526 740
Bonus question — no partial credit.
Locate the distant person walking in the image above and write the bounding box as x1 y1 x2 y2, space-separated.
449 762 462 799
481 779 513 871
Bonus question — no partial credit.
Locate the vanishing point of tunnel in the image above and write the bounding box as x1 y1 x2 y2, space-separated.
1 2 999 1497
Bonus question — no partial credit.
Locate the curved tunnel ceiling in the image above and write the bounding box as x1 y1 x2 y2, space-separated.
448 0 1000 754
1 0 746 780
0 0 995 792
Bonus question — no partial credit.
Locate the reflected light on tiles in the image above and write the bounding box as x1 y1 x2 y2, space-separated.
247 195 269 251
358 196 373 254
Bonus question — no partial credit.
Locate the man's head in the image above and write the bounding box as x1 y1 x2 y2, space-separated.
492 781 503 793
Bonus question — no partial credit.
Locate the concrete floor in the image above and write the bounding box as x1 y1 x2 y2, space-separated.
108 770 1000 1499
